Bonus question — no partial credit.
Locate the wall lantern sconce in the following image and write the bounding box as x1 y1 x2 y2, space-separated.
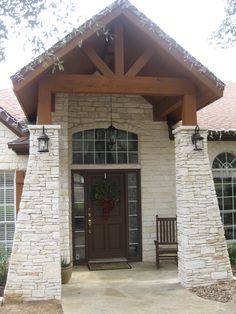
106 96 117 147
192 125 203 151
38 126 49 152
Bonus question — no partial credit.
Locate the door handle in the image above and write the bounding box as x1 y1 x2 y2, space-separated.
88 218 92 234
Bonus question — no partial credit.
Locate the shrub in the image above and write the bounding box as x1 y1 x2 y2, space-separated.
228 243 236 267
0 252 9 286
61 258 71 268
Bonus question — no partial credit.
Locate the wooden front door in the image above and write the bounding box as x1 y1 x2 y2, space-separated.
87 172 126 259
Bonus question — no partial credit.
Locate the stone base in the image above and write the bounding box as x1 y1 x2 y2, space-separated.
174 126 233 288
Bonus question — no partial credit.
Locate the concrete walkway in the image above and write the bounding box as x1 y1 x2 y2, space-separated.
62 262 236 314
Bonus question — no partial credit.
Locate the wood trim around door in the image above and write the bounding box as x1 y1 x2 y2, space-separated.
71 169 142 264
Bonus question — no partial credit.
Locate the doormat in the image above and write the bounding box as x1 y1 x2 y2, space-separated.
88 262 132 271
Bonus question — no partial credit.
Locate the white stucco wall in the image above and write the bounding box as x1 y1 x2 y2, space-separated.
53 93 176 262
0 123 28 170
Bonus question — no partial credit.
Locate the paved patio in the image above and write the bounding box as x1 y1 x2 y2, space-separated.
62 262 236 314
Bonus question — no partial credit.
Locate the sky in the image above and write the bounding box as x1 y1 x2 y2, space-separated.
0 0 235 89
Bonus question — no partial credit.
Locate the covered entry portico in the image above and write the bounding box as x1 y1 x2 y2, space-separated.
4 0 232 302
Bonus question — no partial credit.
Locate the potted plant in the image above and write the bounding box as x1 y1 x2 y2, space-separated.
61 258 73 284
92 179 120 220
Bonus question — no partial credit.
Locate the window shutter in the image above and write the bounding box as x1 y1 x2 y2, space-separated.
15 170 25 215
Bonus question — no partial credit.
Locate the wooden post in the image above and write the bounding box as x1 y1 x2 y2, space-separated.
37 82 52 124
182 94 197 125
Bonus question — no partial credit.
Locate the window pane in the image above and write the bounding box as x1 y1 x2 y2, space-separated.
95 141 105 151
224 213 233 225
75 247 85 260
95 129 105 140
128 187 137 201
129 244 138 257
129 216 137 229
84 153 94 164
84 141 94 152
128 141 138 151
73 133 82 140
107 153 116 164
128 202 137 215
128 132 138 140
72 128 138 165
95 153 106 164
75 232 85 246
128 153 138 164
129 230 138 243
75 217 85 231
225 227 233 240
117 130 127 139
84 129 94 139
224 198 233 210
215 184 222 197
72 141 82 151
223 185 232 197
73 153 83 164
118 153 127 164
117 140 127 151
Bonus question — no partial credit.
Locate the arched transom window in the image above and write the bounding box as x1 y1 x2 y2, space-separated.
212 152 236 241
72 128 138 164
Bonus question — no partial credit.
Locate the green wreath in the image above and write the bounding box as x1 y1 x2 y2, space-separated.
92 179 120 207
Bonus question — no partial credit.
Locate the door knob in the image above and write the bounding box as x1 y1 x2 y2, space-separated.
88 218 92 234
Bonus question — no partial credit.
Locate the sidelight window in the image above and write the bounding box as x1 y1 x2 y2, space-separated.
73 174 86 261
72 128 138 164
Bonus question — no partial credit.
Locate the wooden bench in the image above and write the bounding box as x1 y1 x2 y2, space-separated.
154 215 178 267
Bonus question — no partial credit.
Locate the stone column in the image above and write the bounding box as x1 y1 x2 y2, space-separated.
174 126 233 288
52 94 71 261
4 125 61 302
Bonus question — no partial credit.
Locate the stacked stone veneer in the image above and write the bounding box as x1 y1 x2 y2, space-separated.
4 125 61 302
0 122 28 170
53 93 176 261
52 95 71 261
174 126 233 287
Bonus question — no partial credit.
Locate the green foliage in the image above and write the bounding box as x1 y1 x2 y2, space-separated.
61 258 71 268
0 250 9 286
228 243 236 267
0 0 79 62
211 0 236 47
92 179 120 206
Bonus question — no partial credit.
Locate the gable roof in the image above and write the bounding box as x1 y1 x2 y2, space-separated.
11 0 224 123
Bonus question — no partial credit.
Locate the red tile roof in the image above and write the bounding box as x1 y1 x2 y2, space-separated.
0 88 26 122
198 82 236 130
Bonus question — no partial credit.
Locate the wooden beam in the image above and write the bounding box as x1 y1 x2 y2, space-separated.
114 22 124 76
182 94 197 125
42 74 195 96
126 47 154 77
37 83 52 124
83 45 114 76
13 7 124 92
122 10 224 98
157 98 182 120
